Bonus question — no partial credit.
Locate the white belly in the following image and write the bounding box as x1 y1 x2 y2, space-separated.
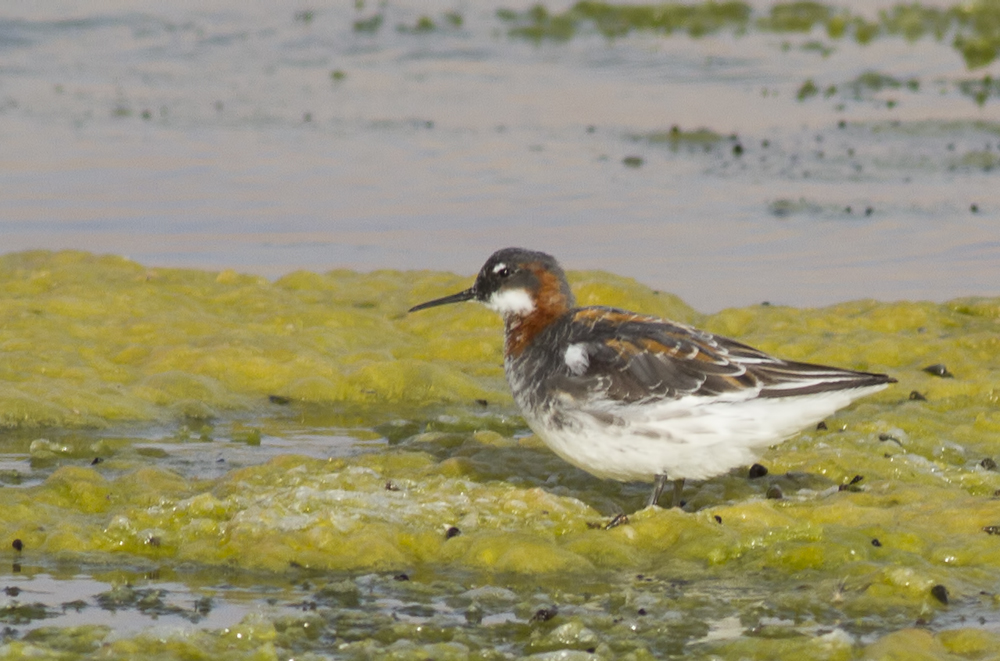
520 385 889 483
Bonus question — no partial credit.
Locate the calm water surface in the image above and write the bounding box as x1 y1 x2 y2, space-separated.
2 0 998 311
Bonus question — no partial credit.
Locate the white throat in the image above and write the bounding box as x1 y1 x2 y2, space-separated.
485 288 535 316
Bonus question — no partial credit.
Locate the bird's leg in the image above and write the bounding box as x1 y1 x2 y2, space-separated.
648 474 668 508
647 475 685 508
671 478 685 509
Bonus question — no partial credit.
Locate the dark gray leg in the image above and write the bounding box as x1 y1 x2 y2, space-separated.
671 478 685 508
648 474 668 508
647 475 685 508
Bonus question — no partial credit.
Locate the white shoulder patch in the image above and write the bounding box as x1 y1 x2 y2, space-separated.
486 288 534 316
564 343 589 375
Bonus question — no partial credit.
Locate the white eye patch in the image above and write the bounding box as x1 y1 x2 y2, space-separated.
492 262 507 274
485 288 534 316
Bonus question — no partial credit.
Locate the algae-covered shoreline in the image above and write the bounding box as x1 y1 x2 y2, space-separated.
1 250 1000 659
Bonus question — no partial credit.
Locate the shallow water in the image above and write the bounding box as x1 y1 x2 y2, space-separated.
1 0 998 310
2 1 1000 658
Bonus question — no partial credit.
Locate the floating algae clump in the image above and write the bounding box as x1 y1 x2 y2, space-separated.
2 250 1000 658
498 0 1000 67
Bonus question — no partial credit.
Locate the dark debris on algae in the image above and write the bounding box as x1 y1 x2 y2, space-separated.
2 250 1000 659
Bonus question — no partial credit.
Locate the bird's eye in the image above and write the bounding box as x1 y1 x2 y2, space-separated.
497 267 511 278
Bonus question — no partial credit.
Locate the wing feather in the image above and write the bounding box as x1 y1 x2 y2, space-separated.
549 307 894 404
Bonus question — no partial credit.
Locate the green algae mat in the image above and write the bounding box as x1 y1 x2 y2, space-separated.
1 250 1000 659
495 0 1000 69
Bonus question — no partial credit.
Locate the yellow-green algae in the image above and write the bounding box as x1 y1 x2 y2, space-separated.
2 250 1000 659
0 250 701 428
498 1 1000 68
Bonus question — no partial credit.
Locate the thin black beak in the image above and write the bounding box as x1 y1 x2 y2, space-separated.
408 287 476 313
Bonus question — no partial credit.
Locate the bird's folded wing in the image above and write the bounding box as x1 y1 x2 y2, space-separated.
555 307 891 404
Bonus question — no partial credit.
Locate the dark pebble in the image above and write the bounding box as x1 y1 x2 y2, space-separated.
445 526 461 539
91 457 103 465
12 540 23 552
393 573 409 581
865 206 874 216
714 515 723 524
878 430 913 447
733 144 744 156
766 485 783 499
981 458 997 471
531 607 558 622
930 584 949 605
871 538 882 547
475 399 488 407
909 391 927 401
385 481 400 491
971 204 979 213
748 463 768 479
3 587 20 597
817 421 828 430
637 608 647 616
923 364 954 378
269 395 292 405
622 156 644 168
839 476 863 492
465 604 484 624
